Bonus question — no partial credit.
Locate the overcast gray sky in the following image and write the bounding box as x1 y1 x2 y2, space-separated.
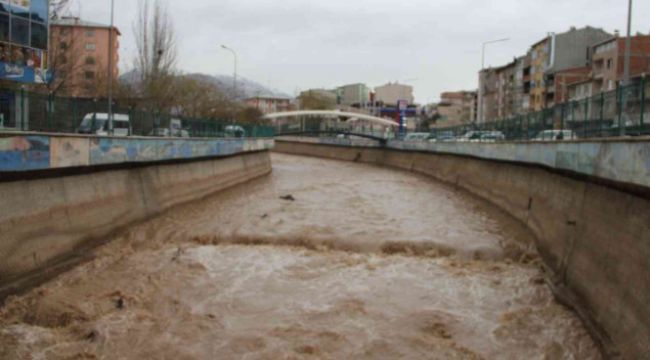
72 0 648 103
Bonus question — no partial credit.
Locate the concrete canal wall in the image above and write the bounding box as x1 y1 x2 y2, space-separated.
0 134 273 299
275 138 650 359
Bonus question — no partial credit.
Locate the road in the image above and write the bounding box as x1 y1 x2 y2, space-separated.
0 153 600 359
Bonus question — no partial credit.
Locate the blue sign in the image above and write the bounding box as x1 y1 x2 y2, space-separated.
0 0 50 84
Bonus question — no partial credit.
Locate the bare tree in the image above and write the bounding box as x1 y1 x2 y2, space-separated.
46 25 86 96
173 76 232 119
134 0 177 111
49 0 71 20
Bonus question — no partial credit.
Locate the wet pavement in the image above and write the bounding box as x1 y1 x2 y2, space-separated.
0 153 601 359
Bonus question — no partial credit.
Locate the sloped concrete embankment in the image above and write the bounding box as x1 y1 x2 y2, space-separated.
274 140 650 359
0 151 272 298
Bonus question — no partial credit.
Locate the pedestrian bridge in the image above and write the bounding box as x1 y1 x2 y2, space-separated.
264 110 397 144
262 110 399 128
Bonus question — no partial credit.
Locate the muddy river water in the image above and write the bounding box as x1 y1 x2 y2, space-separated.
0 153 600 359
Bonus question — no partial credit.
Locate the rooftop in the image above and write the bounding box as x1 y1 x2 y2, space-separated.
52 17 121 35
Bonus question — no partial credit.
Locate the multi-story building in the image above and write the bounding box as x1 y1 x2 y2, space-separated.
336 83 371 106
374 82 415 106
567 34 650 100
549 67 591 104
479 55 532 123
50 16 120 98
591 34 650 93
244 96 291 114
436 90 477 127
528 26 611 111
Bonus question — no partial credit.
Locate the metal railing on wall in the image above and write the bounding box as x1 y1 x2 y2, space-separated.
429 78 649 142
0 88 275 139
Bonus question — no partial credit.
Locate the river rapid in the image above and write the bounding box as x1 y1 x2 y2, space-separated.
0 153 600 359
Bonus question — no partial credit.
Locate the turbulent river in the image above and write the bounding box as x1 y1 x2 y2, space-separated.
0 153 600 359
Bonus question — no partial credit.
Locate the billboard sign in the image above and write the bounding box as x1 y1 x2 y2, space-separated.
0 0 50 84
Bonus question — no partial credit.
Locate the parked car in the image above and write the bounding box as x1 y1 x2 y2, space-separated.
532 130 576 141
430 131 456 142
148 119 189 138
456 130 505 142
225 125 246 138
148 128 171 137
404 132 432 141
77 113 131 136
480 131 506 142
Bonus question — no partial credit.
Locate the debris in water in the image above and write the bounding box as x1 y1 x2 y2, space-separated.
280 195 296 201
86 330 98 342
171 246 184 261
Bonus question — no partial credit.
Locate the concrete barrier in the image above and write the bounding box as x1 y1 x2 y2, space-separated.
0 139 273 299
275 139 650 359
0 133 274 172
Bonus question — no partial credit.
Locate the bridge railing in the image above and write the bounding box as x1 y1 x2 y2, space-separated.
0 88 275 139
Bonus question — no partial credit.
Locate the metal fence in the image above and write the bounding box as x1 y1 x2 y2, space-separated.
430 79 649 141
0 89 275 138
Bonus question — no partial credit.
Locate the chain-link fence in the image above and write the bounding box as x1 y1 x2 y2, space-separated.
0 89 274 139
429 79 649 142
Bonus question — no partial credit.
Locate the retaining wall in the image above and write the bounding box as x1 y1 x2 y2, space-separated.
0 134 274 299
275 139 650 359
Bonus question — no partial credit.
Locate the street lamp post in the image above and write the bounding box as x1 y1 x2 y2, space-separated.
478 38 510 123
107 0 115 134
221 45 238 96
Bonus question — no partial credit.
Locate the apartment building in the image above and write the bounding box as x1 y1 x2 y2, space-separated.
529 26 611 110
436 90 477 127
374 82 415 106
244 96 291 114
336 83 371 106
50 17 120 98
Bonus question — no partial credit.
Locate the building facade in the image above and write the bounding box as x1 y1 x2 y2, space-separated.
374 82 415 106
244 96 291 114
50 17 120 98
436 90 477 127
529 26 611 111
336 83 371 106
591 35 650 93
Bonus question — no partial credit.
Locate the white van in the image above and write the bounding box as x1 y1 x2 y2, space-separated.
77 113 131 136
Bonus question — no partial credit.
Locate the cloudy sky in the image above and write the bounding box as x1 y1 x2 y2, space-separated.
72 0 648 102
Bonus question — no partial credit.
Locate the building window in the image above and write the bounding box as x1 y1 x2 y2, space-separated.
85 29 95 37
606 59 613 69
10 16 29 46
31 22 48 49
85 56 95 65
0 12 9 42
85 43 96 51
85 71 95 80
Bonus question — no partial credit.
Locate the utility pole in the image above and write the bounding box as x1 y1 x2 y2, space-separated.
107 0 115 135
623 0 633 85
620 0 633 135
478 38 509 123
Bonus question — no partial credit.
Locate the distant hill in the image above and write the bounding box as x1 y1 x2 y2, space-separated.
119 70 291 100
